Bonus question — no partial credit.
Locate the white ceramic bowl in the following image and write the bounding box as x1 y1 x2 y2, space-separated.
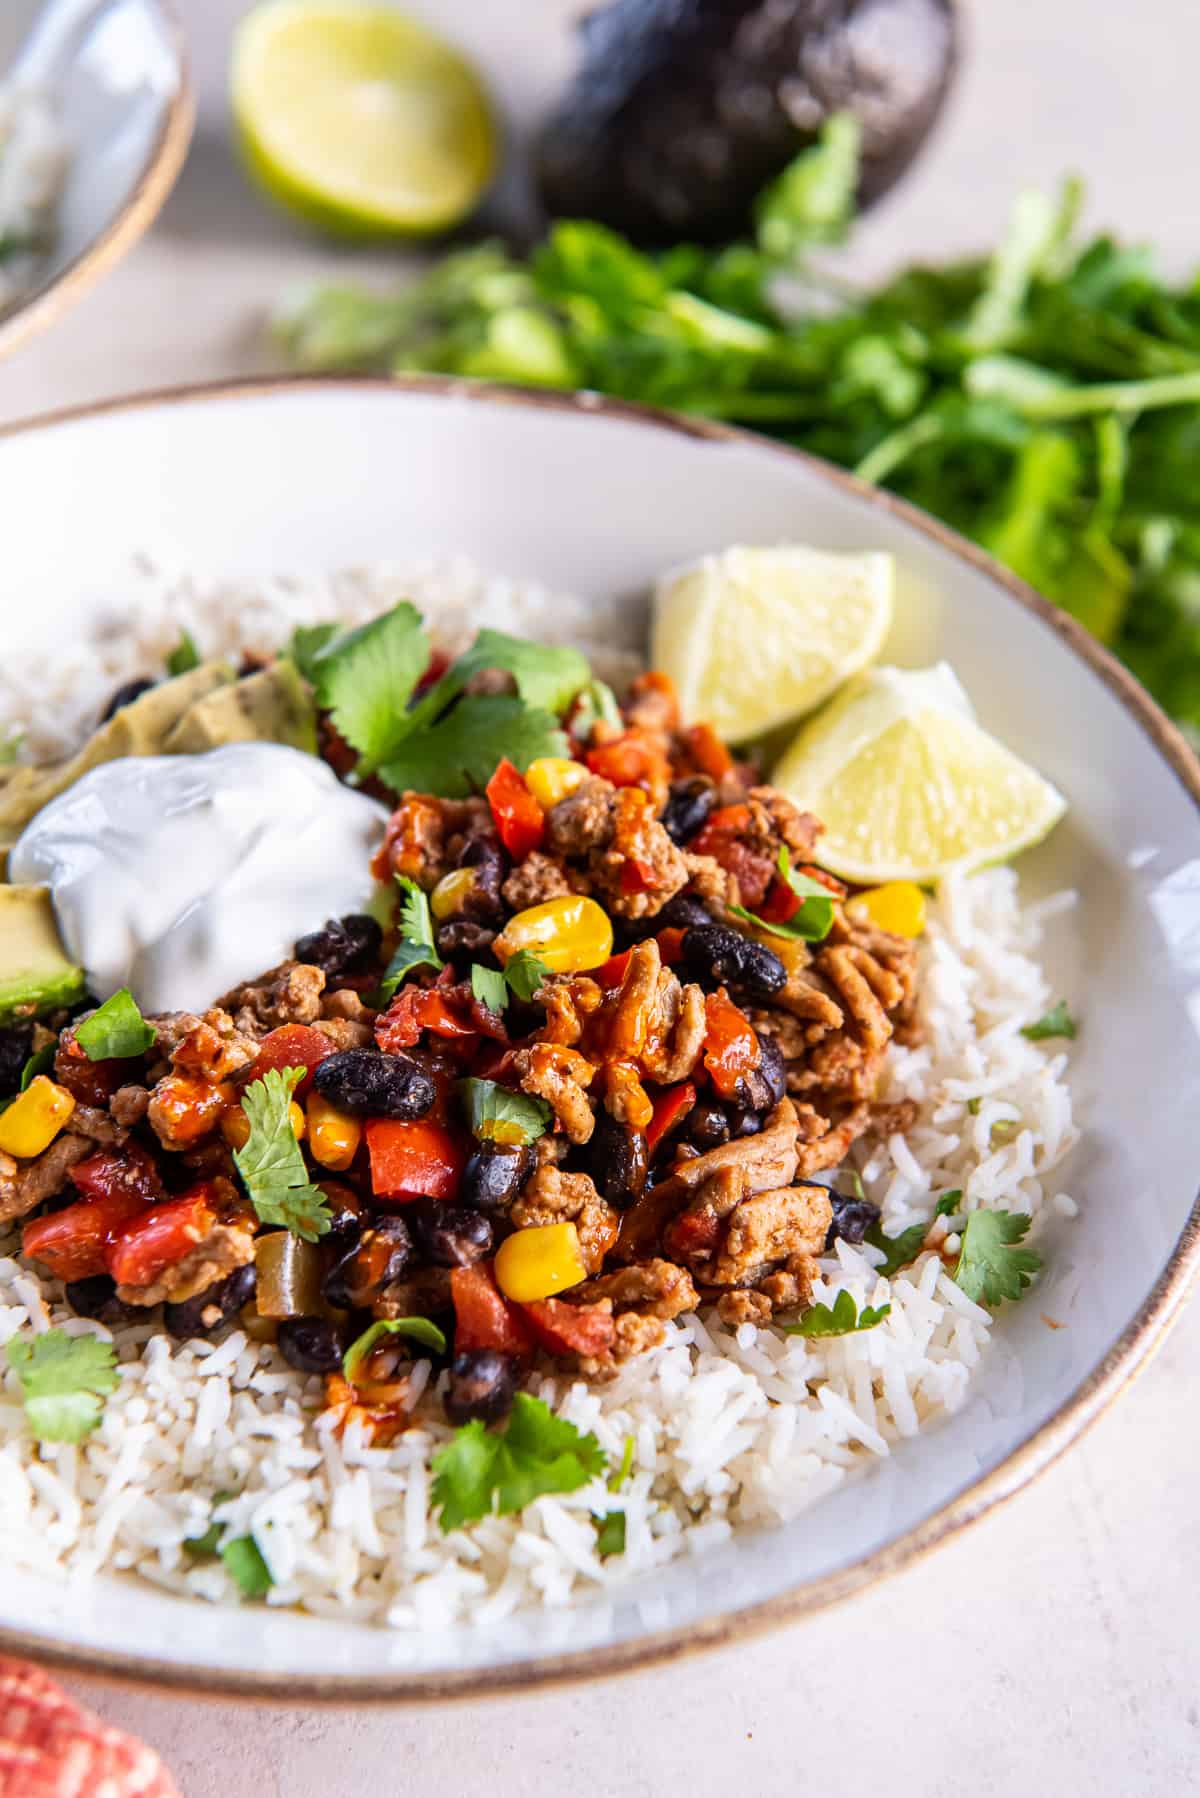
0 0 190 362
0 378 1198 1700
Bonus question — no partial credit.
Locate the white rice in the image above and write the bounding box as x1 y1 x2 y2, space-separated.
0 86 69 314
0 562 1078 1629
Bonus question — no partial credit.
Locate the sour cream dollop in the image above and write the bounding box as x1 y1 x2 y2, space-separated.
11 744 391 1013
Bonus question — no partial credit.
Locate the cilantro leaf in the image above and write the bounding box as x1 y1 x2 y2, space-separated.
571 678 622 740
864 1219 930 1278
470 963 509 1013
432 1392 607 1531
502 949 550 1003
342 1316 447 1383
309 602 430 777
166 629 200 676
729 848 835 944
288 621 339 686
781 1289 891 1338
935 1189 963 1218
379 696 568 800
414 629 589 723
593 1511 626 1558
460 1077 553 1147
375 876 442 1002
6 1329 119 1443
954 1209 1042 1306
220 1535 273 1600
183 1489 234 1558
755 112 860 260
20 1043 55 1090
609 1435 635 1492
234 1066 331 1242
74 989 156 1062
1021 1001 1078 1041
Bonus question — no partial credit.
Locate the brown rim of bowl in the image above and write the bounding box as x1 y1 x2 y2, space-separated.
0 373 1197 1705
0 0 193 367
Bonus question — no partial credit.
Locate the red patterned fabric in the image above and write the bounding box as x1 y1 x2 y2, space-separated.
0 1659 180 1798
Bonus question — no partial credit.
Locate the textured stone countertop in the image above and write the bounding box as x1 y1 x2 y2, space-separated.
4 2 1199 1791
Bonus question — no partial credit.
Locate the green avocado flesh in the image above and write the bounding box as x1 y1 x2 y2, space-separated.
0 885 85 1023
163 658 317 755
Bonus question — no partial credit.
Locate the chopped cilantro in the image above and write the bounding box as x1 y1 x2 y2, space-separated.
460 1077 553 1146
379 695 568 799
432 1392 607 1531
609 1436 635 1491
935 1190 963 1218
165 629 200 676
730 847 835 944
780 1290 891 1338
288 621 339 686
234 1066 331 1242
375 876 442 1002
1021 1001 1078 1042
183 1490 234 1558
502 949 550 1003
73 989 156 1062
412 628 589 723
309 602 431 777
593 1511 627 1558
220 1535 274 1600
19 1043 55 1090
470 963 509 1013
954 1209 1042 1306
966 1096 983 1115
342 1317 447 1384
864 1218 930 1278
5 1329 119 1443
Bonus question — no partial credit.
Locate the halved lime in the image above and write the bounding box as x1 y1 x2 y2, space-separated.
652 545 893 743
772 664 1068 884
231 2 497 238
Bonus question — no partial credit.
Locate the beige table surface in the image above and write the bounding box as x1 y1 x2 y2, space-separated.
4 2 1200 1792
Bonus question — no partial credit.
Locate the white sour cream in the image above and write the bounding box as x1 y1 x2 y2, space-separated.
11 744 390 1013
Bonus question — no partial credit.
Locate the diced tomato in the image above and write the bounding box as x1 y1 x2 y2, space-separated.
684 721 734 782
52 1031 142 1109
520 1297 616 1359
702 991 760 1100
375 986 478 1054
22 1191 152 1282
594 948 632 992
373 793 443 883
106 1186 219 1289
619 857 658 896
689 805 774 908
486 758 545 860
413 648 452 698
757 878 800 926
645 1080 696 1155
147 1075 230 1148
450 1263 534 1357
586 732 671 799
246 1023 333 1098
664 1207 722 1261
654 926 686 965
366 1117 466 1201
69 1140 163 1206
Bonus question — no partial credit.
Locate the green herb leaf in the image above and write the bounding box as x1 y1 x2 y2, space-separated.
593 1511 627 1558
729 848 836 944
234 1067 331 1242
432 1392 607 1532
470 963 509 1013
414 628 590 722
460 1077 553 1147
342 1316 447 1383
954 1209 1042 1305
609 1435 635 1492
183 1490 234 1558
501 949 549 1003
379 696 568 800
166 629 200 677
20 1044 55 1090
966 1096 983 1115
288 621 340 686
5 1329 119 1443
221 1534 274 1600
781 1289 891 1338
571 678 622 740
1021 1000 1078 1041
309 602 431 778
935 1190 964 1218
755 113 861 261
864 1219 930 1278
73 989 156 1062
375 875 442 1002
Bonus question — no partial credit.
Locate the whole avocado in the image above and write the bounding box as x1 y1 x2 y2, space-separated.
535 0 959 245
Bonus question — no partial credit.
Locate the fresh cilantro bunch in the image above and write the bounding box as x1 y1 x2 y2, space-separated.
432 1392 607 1531
781 1290 890 1338
6 1329 119 1443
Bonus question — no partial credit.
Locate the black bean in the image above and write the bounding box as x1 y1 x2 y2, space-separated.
318 1180 364 1246
681 923 786 1003
163 1263 257 1340
456 836 508 920
322 1216 412 1309
64 1275 140 1326
460 1144 533 1212
100 676 155 722
409 1201 494 1267
688 1103 730 1151
587 1108 648 1210
444 1349 518 1426
435 918 496 959
737 1031 787 1113
661 777 716 846
724 1105 763 1138
657 892 715 931
313 1049 435 1119
277 1317 345 1374
0 1020 35 1098
293 912 382 976
825 1192 881 1251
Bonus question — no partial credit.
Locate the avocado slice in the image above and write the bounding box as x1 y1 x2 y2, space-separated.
163 659 317 755
0 662 236 848
0 885 86 1023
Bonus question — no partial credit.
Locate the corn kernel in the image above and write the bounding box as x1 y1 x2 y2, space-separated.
221 1098 305 1151
848 880 927 939
524 756 589 811
494 1222 587 1302
494 894 613 974
0 1076 76 1159
430 867 478 921
307 1092 362 1170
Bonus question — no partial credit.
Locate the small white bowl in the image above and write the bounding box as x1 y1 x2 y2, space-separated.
0 0 191 363
0 377 1197 1702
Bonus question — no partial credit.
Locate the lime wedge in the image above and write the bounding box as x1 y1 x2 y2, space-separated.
652 545 893 743
231 2 496 238
772 664 1068 884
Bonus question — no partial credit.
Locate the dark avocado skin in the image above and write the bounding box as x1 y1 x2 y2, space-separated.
535 0 959 245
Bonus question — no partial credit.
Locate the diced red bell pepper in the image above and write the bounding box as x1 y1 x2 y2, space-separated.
69 1140 163 1207
486 758 545 860
654 926 686 965
106 1186 218 1289
685 721 734 782
757 877 800 926
450 1262 534 1357
246 1023 333 1098
52 1031 142 1109
520 1297 616 1359
645 1080 696 1155
375 985 478 1054
689 805 775 909
366 1117 466 1201
594 948 632 991
22 1190 153 1282
702 991 761 1100
619 856 658 895
586 732 671 798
